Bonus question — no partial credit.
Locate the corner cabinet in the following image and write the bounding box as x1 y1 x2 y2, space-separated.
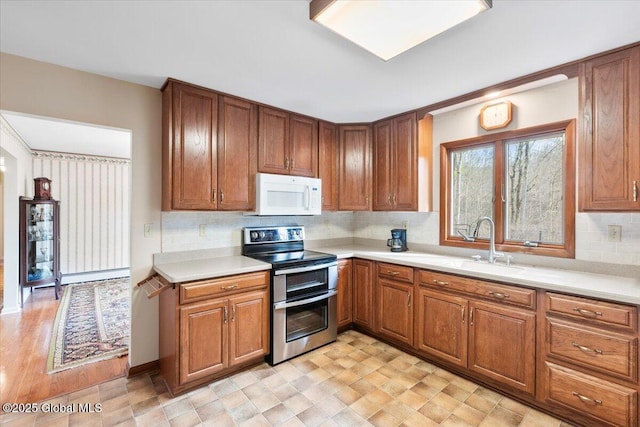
19 197 61 306
258 107 318 177
579 45 640 211
159 271 269 395
162 80 257 211
338 125 372 210
373 113 418 211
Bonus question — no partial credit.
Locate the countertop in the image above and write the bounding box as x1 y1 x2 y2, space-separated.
153 254 270 283
153 246 639 305
314 245 640 306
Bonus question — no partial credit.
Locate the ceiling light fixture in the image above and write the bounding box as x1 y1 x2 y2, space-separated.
310 0 493 61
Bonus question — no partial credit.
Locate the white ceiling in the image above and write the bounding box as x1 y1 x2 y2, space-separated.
1 111 131 159
0 1 639 123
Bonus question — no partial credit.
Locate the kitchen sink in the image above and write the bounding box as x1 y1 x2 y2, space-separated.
453 260 526 276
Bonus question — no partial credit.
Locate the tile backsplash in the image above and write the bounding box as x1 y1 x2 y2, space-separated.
162 210 639 268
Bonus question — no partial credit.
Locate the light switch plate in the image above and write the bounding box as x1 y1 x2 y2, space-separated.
144 223 152 238
607 225 621 242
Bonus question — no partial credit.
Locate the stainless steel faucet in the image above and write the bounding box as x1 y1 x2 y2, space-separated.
476 217 504 264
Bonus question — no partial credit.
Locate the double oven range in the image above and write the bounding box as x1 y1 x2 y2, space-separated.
242 226 338 365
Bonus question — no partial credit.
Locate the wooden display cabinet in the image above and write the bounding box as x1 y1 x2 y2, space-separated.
19 197 61 306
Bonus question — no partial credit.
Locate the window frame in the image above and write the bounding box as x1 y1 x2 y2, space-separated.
439 120 576 258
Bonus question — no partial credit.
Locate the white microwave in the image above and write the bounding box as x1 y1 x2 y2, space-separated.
247 173 322 216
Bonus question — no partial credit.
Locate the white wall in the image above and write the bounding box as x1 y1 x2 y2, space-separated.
1 115 34 312
32 151 131 275
354 78 640 267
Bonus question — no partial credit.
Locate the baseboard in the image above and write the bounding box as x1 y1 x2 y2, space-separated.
62 268 131 285
126 360 160 378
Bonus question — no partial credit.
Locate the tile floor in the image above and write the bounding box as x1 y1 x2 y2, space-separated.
0 330 574 427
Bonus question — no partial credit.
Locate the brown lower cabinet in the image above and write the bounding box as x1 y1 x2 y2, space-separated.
160 271 269 395
345 259 639 427
352 259 374 330
337 259 353 328
416 273 536 395
540 291 638 427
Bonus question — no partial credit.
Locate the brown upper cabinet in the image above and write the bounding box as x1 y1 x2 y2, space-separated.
373 112 418 211
258 107 318 177
318 121 338 211
162 80 257 211
579 45 640 211
338 125 372 210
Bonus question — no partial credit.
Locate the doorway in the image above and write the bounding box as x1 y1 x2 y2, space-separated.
0 111 132 402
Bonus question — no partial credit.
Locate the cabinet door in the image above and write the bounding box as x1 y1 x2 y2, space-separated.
290 114 318 177
179 299 227 384
468 300 536 395
218 96 257 210
393 113 418 211
338 125 372 210
415 288 467 367
337 259 353 328
353 259 374 330
258 107 289 174
228 290 269 367
172 84 218 209
319 121 338 211
377 278 413 345
580 46 640 211
373 120 394 210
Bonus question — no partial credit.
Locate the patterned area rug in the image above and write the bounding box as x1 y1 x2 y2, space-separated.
47 278 130 374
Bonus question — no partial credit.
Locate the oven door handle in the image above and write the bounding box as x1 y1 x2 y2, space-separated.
273 261 337 276
273 290 337 310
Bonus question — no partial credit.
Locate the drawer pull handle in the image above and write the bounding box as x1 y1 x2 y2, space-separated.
433 280 449 286
387 271 400 276
223 306 228 324
461 307 465 324
488 291 509 300
222 284 238 291
232 305 236 322
407 292 411 307
572 342 603 354
572 392 602 406
573 307 602 317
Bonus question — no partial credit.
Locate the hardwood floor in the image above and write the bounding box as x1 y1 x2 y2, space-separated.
0 285 128 407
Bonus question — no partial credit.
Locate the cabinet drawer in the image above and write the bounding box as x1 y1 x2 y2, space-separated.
543 362 637 427
546 293 637 332
378 262 414 283
547 319 638 383
419 270 535 309
180 271 268 304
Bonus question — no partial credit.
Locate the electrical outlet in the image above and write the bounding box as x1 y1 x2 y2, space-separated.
607 224 622 242
402 221 408 229
199 224 207 237
144 223 152 238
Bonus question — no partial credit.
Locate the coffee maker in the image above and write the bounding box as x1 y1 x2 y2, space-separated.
386 229 408 252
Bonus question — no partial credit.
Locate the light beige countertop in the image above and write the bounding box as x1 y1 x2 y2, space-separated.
153 251 270 283
314 245 640 305
152 245 639 305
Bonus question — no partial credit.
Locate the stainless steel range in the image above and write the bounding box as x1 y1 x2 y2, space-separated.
242 226 338 365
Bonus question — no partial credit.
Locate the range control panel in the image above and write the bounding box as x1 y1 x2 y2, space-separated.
243 226 305 244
